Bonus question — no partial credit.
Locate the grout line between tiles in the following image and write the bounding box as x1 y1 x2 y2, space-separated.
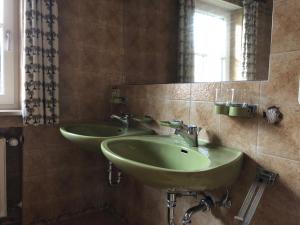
190 100 215 103
258 152 300 164
271 49 300 56
255 82 263 156
188 84 192 124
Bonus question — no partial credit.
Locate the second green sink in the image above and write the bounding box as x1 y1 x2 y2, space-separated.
60 122 153 151
101 135 243 191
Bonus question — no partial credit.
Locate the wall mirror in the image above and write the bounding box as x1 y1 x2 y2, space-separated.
178 0 273 82
124 0 273 84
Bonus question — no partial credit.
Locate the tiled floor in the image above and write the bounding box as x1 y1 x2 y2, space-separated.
59 211 127 225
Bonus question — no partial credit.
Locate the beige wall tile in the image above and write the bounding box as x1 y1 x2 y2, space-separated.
253 153 300 224
60 95 81 123
261 52 300 106
0 116 22 127
165 100 190 123
23 149 47 177
57 0 80 22
191 82 221 102
258 105 300 161
171 84 191 100
123 0 177 85
143 84 173 100
271 0 300 53
59 67 81 97
219 116 258 157
190 101 220 139
23 0 126 223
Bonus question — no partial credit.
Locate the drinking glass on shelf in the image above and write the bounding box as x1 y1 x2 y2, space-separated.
215 88 225 105
228 88 235 106
229 88 249 107
215 88 235 106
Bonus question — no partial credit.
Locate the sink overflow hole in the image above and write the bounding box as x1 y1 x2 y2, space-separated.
181 149 188 154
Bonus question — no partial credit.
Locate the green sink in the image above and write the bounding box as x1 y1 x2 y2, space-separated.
101 135 243 191
60 122 153 151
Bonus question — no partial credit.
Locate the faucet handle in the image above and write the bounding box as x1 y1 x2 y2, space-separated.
187 125 198 134
160 120 183 129
132 115 154 123
194 125 203 133
120 112 131 119
110 114 118 119
173 120 184 128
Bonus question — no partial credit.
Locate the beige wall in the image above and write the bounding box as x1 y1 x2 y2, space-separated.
19 0 179 224
21 0 125 224
111 0 300 225
124 0 178 84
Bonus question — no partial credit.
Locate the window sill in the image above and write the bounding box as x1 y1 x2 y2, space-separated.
0 110 22 116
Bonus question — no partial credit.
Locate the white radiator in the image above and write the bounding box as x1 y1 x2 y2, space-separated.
0 138 7 218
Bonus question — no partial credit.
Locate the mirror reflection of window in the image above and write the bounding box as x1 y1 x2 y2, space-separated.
178 0 272 83
194 9 230 82
193 0 243 82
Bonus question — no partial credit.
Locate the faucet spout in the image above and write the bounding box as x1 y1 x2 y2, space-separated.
175 123 200 147
110 114 130 128
160 120 201 147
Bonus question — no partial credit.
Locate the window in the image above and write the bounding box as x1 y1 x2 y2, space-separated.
0 0 20 109
194 7 231 82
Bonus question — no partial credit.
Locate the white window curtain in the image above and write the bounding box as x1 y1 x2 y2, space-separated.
22 0 59 125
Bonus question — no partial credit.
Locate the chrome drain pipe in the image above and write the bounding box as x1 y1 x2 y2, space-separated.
166 191 198 225
166 190 231 225
167 192 177 225
108 161 122 186
182 196 214 225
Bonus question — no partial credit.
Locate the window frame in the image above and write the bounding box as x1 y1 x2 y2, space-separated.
0 0 20 110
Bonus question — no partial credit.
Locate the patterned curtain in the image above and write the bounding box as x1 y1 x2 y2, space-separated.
242 0 259 80
23 0 59 125
178 0 195 83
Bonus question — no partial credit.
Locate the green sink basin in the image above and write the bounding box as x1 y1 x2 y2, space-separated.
101 135 243 191
60 122 153 151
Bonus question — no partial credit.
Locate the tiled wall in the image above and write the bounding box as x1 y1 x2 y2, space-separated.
20 0 179 224
59 0 124 123
110 0 300 224
22 0 125 224
123 0 178 84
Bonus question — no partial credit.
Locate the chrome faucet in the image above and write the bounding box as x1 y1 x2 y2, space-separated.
110 113 131 128
174 120 200 147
